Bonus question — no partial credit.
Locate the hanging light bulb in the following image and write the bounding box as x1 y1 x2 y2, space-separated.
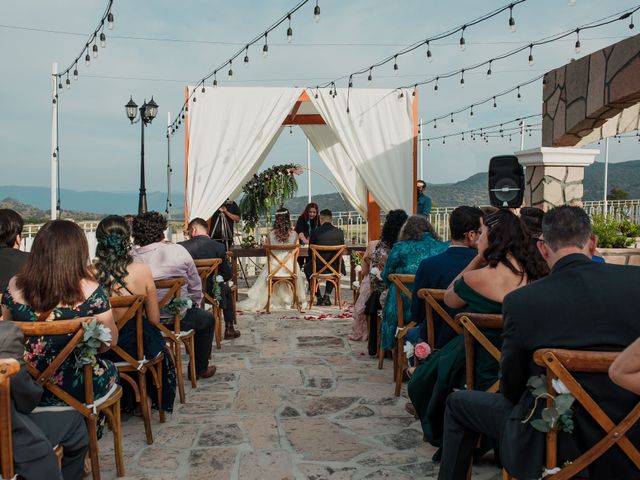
630 15 635 29
517 86 522 101
434 77 439 93
107 12 114 30
486 60 492 79
92 42 98 58
313 0 321 23
460 69 465 88
470 105 474 116
574 29 581 54
442 138 446 145
66 73 71 89
509 5 516 33
393 55 399 75
85 52 91 67
228 60 233 78
244 46 249 67
493 96 497 108
368 67 373 82
412 85 417 96
459 26 466 51
450 113 454 123
348 75 354 88
58 80 63 90
434 120 437 129
73 64 78 80
426 41 432 62
99 31 106 48
201 85 205 93
263 32 269 58
213 71 218 87
287 15 293 42
193 96 197 103
528 44 534 66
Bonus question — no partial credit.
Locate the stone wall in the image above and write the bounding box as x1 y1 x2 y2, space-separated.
542 34 640 147
525 164 585 209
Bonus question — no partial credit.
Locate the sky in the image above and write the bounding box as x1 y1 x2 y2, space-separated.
1 0 639 208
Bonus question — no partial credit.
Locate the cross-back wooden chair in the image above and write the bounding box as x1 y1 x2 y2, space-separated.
265 244 301 313
532 348 640 480
0 358 20 480
194 259 224 350
456 313 504 393
14 318 124 479
387 273 416 396
154 278 195 404
417 288 462 348
308 245 347 309
108 295 165 445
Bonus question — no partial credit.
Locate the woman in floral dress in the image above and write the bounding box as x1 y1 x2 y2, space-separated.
1 220 119 408
349 209 408 342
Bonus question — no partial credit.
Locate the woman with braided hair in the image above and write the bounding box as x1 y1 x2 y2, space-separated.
94 215 176 414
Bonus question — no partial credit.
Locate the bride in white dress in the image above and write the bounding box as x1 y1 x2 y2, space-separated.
237 208 307 311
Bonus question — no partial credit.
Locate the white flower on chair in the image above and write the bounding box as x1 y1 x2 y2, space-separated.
355 265 362 273
352 281 360 289
403 341 414 359
215 275 224 283
551 379 571 395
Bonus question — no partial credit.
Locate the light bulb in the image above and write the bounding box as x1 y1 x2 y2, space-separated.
85 53 90 67
244 47 249 67
393 56 399 75
213 77 218 87
509 16 516 33
107 12 114 30
73 67 78 80
487 62 492 79
426 42 432 62
313 2 320 23
263 43 268 58
460 70 465 88
459 27 466 51
58 81 63 90
100 32 106 48
66 76 71 89
528 54 534 66
575 40 581 54
368 68 373 82
92 43 98 58
228 61 233 78
287 27 293 43
201 86 205 93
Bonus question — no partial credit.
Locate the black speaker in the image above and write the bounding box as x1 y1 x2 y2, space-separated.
488 155 524 208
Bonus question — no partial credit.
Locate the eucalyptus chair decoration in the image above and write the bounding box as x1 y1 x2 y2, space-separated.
239 164 303 228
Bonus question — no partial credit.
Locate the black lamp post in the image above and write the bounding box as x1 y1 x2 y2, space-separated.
125 96 159 214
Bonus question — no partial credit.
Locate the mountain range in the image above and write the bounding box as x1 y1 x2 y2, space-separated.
2 160 638 221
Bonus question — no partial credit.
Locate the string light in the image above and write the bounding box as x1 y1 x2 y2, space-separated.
528 44 534 66
92 42 98 58
493 96 497 108
574 28 581 53
201 85 205 93
509 4 516 32
459 26 466 51
107 12 114 30
213 71 218 86
486 61 492 78
630 15 635 29
85 52 90 67
73 65 78 80
314 0 321 23
368 67 373 82
460 69 465 87
348 75 353 88
470 105 474 116
434 77 439 93
66 73 71 89
426 41 432 62
244 46 249 67
422 115 541 144
450 113 454 123
228 60 233 78
516 86 522 101
287 14 293 42
393 55 399 73
263 32 269 58
99 31 106 48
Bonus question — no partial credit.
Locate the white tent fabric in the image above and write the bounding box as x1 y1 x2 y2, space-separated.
307 88 415 213
186 86 302 220
300 124 368 216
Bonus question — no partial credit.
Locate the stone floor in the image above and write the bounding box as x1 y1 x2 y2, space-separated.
98 288 501 480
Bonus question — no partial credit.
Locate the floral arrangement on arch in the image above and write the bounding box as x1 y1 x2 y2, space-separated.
240 164 304 228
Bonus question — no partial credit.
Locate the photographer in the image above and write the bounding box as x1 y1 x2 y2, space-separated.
208 199 240 250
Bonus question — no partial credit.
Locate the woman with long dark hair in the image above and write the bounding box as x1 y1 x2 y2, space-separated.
294 202 320 245
408 209 547 450
349 209 408 343
0 220 119 407
94 215 176 413
238 207 306 311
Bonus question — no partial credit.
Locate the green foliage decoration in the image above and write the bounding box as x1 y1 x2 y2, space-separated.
592 214 640 248
525 374 575 434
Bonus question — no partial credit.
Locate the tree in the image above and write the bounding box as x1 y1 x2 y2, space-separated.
608 187 630 201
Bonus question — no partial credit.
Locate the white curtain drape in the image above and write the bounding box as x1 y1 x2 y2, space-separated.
307 88 415 213
186 86 302 220
300 125 368 216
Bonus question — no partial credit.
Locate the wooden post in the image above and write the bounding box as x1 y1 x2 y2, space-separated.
184 86 190 229
412 90 419 214
367 191 380 242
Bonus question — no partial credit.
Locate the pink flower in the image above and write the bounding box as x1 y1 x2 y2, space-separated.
414 342 431 360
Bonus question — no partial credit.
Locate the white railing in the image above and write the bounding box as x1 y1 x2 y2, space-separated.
583 200 640 223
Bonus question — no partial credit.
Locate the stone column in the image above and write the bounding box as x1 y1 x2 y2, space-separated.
515 147 599 210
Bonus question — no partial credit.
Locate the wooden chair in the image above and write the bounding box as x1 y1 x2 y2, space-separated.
15 318 125 479
532 348 640 479
388 273 416 396
0 358 20 480
265 244 301 312
417 288 462 348
456 313 504 393
154 278 196 404
194 259 224 350
308 245 347 308
108 295 165 445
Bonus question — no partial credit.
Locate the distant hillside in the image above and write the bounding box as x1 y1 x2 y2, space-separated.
2 160 638 218
0 197 103 223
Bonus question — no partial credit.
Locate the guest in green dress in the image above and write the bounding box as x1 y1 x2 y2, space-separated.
380 215 448 351
407 210 547 452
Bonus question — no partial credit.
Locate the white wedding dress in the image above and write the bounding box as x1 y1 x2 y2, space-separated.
236 230 307 311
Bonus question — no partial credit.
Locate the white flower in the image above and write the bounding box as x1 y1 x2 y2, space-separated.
96 324 112 345
355 265 362 273
542 467 561 477
403 341 415 359
215 275 224 283
227 280 234 287
552 379 571 395
370 266 380 276
352 281 360 289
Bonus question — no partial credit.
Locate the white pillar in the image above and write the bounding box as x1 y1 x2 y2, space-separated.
50 63 58 220
603 137 610 217
307 138 311 203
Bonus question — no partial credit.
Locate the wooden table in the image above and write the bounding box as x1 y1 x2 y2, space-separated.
228 245 366 288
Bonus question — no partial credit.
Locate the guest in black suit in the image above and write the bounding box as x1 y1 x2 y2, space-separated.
438 206 640 480
304 209 345 306
0 209 29 292
1 321 88 480
407 206 484 348
179 218 239 339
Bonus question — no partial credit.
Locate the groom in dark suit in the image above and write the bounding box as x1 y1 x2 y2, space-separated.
304 209 345 306
438 206 640 480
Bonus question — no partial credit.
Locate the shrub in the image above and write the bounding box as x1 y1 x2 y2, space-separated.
592 214 639 248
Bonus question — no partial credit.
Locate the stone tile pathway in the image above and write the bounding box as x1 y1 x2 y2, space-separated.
98 289 501 479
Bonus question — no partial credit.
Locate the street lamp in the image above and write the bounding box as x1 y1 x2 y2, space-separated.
125 96 158 214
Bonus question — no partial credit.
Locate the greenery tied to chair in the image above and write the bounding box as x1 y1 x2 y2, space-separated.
161 297 193 316
74 318 112 369
524 374 576 433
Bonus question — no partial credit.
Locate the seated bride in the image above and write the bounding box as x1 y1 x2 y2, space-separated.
237 208 307 311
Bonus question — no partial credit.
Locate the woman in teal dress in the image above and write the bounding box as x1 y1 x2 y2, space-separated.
380 215 448 351
407 210 547 452
0 220 119 410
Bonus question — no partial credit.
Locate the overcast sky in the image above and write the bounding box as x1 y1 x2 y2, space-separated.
1 0 638 202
